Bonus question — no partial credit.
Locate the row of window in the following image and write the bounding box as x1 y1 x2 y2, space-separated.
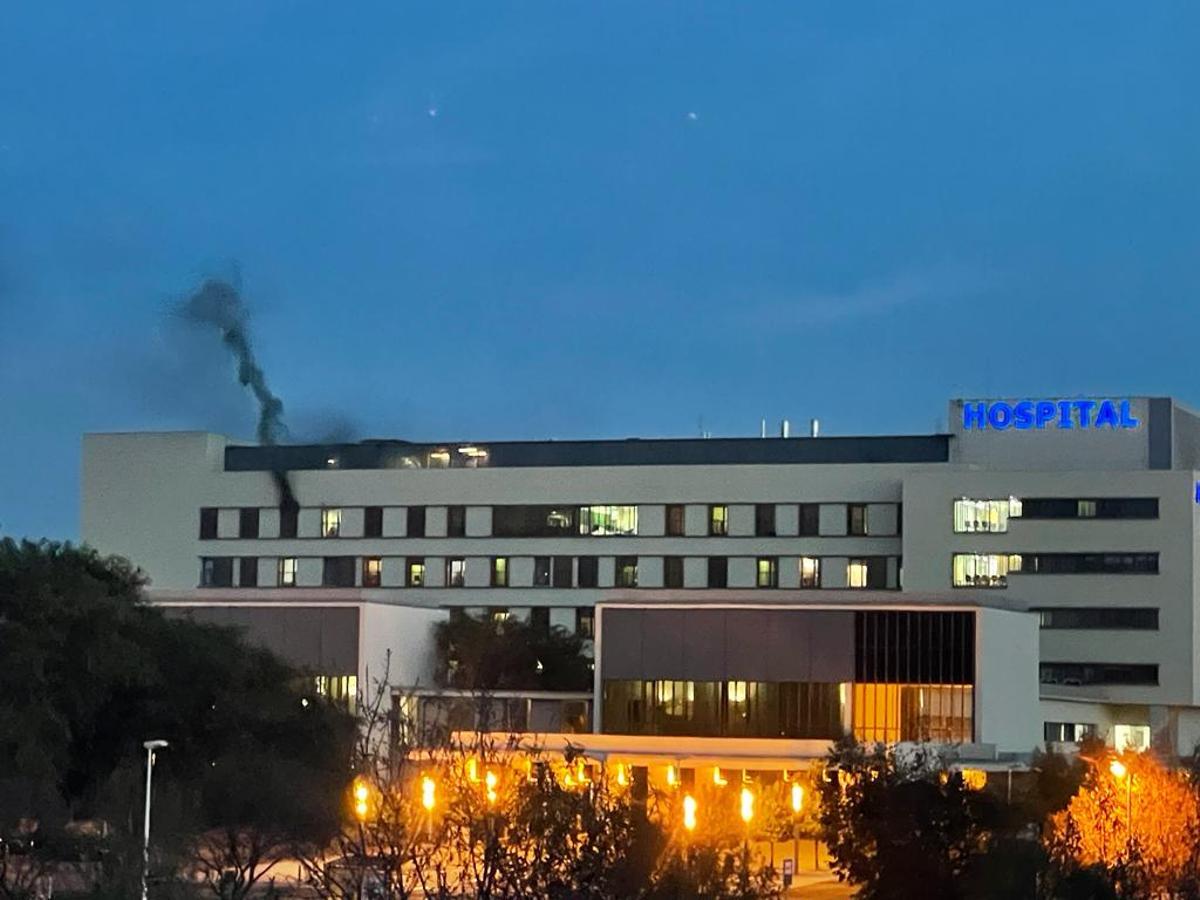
199 554 894 589
1034 607 1159 630
198 502 897 540
953 497 1159 534
1039 663 1158 686
951 552 1159 588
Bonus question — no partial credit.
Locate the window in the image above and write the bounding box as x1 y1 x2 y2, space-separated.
239 508 260 539
952 553 1023 587
1035 607 1158 630
239 556 258 587
1040 663 1158 686
407 506 426 538
615 556 638 588
1023 553 1158 575
798 556 821 588
493 505 576 537
277 557 298 587
953 498 1021 533
1022 497 1159 519
664 556 684 588
755 505 776 537
406 558 425 587
279 507 299 539
321 508 342 538
1044 722 1097 743
489 607 510 624
199 507 218 540
666 504 686 537
491 557 509 587
364 506 383 538
576 607 595 640
847 504 868 536
579 505 638 536
530 607 550 635
553 556 574 587
533 556 551 587
578 556 599 588
322 556 355 587
200 557 233 587
756 557 778 588
847 558 868 588
446 558 466 587
1113 724 1151 752
362 557 382 588
448 505 467 537
798 503 820 537
707 557 728 588
708 505 729 536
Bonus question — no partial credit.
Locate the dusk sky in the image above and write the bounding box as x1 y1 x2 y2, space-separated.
2 2 1198 541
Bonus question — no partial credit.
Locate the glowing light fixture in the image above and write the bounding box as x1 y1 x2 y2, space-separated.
791 782 804 813
1110 759 1128 779
713 767 727 787
683 794 697 831
421 776 436 812
740 787 754 824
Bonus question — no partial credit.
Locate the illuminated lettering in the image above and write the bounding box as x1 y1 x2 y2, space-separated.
961 399 1141 432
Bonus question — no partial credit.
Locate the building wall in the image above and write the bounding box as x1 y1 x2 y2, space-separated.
976 607 1040 752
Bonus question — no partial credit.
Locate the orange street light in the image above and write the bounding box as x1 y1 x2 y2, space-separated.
420 776 436 812
1110 759 1128 780
682 794 698 832
666 765 678 787
485 770 498 806
791 782 804 814
352 777 371 822
740 787 755 824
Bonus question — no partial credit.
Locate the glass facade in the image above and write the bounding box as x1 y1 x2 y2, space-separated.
579 505 638 536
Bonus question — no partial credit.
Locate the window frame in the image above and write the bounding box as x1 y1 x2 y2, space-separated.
277 557 298 587
708 504 729 536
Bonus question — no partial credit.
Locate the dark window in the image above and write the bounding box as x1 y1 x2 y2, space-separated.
199 507 219 540
576 607 595 639
666 504 686 537
754 504 776 537
322 556 356 587
855 611 975 684
448 505 467 537
491 557 509 587
707 557 728 588
238 508 259 539
867 557 889 589
279 506 298 539
1024 553 1159 575
1044 722 1097 743
848 504 868 536
364 506 384 538
530 607 550 635
445 558 466 587
798 503 820 537
200 557 233 587
664 556 685 589
1035 607 1158 630
407 506 426 538
1040 663 1158 686
552 556 574 587
533 556 551 587
406 557 425 587
238 556 258 587
578 556 599 588
708 505 728 536
362 557 382 588
1022 498 1159 520
492 505 577 537
615 557 638 587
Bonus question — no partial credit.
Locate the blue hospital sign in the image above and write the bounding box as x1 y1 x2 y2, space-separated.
962 399 1140 432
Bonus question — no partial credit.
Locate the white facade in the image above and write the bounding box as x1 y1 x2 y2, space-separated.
79 395 1200 754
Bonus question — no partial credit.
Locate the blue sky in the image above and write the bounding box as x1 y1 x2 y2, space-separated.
2 2 1198 540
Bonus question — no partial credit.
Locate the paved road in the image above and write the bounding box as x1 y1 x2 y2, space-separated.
785 871 854 899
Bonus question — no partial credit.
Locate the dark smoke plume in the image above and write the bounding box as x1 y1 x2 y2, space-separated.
180 277 298 513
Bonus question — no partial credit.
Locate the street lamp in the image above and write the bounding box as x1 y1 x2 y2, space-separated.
141 739 168 900
1110 758 1134 845
682 794 697 832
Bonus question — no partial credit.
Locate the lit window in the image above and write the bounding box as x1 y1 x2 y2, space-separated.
277 557 298 587
799 556 821 588
490 607 510 624
615 556 638 588
709 505 728 536
953 498 1022 533
847 559 868 588
756 557 778 588
1077 499 1097 518
362 557 382 588
321 508 342 538
446 558 466 587
429 449 451 468
406 558 425 587
314 675 358 712
491 557 509 587
1113 724 1150 752
579 505 638 536
952 553 1023 588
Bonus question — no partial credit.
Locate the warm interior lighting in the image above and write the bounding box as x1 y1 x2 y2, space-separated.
791 782 804 813
467 758 479 782
713 766 727 787
683 794 697 832
421 775 435 811
1110 759 1128 779
740 787 754 824
485 770 498 805
352 776 370 821
666 765 677 787
960 768 988 790
616 764 627 787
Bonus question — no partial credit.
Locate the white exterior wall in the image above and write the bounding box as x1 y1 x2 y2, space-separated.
976 607 1041 752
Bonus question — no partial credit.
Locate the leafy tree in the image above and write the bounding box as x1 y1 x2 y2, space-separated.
433 612 591 692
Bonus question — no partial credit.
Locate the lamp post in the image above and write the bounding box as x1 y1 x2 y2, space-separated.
791 782 803 873
141 739 168 900
1109 759 1134 848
